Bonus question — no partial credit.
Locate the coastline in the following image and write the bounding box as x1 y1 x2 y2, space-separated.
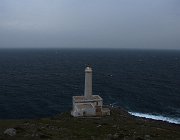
0 107 180 140
129 112 180 125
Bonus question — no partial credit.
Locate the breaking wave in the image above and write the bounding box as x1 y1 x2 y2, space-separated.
129 112 180 124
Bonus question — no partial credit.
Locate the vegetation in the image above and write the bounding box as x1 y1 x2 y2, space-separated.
0 108 180 140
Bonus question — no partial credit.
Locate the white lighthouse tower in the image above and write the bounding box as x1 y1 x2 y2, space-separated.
84 67 92 99
71 66 110 117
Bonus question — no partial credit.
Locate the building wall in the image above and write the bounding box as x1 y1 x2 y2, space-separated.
71 96 104 117
71 103 96 117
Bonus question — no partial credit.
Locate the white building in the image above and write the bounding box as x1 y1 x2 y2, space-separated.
71 67 110 117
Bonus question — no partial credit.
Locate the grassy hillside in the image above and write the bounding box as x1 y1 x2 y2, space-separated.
0 108 180 140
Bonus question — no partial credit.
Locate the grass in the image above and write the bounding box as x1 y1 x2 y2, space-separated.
0 108 180 140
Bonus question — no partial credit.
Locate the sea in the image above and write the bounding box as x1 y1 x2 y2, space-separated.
0 49 180 124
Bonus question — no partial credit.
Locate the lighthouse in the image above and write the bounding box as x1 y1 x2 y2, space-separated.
71 66 110 117
84 67 92 99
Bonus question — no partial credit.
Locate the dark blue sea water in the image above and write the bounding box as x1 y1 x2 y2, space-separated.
0 49 180 123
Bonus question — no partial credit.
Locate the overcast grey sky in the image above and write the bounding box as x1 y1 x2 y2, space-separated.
0 0 180 49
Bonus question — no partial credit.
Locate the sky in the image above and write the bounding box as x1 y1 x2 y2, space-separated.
0 0 180 49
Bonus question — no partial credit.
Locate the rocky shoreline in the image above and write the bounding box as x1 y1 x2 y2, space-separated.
0 107 180 140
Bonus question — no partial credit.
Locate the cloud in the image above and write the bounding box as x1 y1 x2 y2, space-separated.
0 0 180 49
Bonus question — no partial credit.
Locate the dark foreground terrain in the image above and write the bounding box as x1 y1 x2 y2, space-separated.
0 108 180 140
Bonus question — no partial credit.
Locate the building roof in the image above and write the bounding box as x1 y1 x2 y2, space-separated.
73 95 102 102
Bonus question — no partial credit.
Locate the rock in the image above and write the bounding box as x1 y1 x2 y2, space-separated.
144 135 150 140
107 134 113 140
4 128 16 136
97 125 102 127
113 133 119 139
91 136 95 140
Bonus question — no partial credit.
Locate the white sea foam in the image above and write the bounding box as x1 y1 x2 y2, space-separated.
129 112 180 124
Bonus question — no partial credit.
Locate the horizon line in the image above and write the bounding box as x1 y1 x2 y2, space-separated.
0 47 180 51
